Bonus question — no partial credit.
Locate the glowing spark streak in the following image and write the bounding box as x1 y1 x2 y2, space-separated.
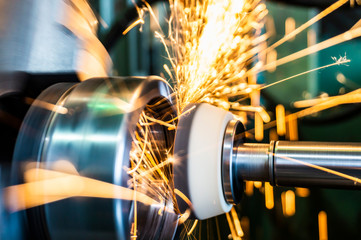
318 211 328 240
266 0 348 53
276 104 286 136
163 64 174 82
155 31 176 71
248 89 361 135
259 59 351 90
287 115 298 141
245 181 254 196
265 182 274 210
142 1 162 31
255 113 264 142
293 96 339 108
164 105 196 123
138 157 173 177
122 18 145 35
232 106 271 123
254 181 262 188
143 115 176 129
132 117 170 184
275 154 361 185
174 188 192 207
174 188 192 224
178 209 191 225
226 212 241 240
143 149 169 184
291 90 361 119
251 26 361 75
132 174 138 239
231 207 244 237
187 220 198 236
25 97 68 115
128 129 148 174
281 190 296 217
295 187 310 197
4 168 159 212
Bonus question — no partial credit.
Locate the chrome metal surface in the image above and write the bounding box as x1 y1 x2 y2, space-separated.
222 120 244 204
12 76 178 239
0 0 110 77
233 140 361 189
235 143 274 182
273 141 361 188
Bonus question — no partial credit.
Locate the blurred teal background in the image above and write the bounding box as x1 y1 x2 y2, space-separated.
90 1 361 239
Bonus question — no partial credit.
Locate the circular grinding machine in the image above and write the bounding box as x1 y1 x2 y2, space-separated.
1 1 361 239
10 77 361 239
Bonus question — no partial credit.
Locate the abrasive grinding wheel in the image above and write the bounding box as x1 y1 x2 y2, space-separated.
173 103 234 220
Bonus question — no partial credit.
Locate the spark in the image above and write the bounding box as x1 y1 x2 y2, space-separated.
132 174 138 239
265 182 274 210
226 212 242 240
25 97 68 115
244 181 254 196
276 104 286 136
187 220 199 236
295 187 310 198
123 18 145 35
230 207 244 237
276 154 361 185
248 88 361 136
265 0 349 53
254 181 262 189
165 0 269 116
259 57 350 90
4 168 159 212
318 211 328 240
251 26 361 75
281 190 296 217
124 0 361 237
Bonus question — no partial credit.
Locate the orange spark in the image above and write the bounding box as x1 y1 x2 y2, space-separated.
4 168 159 212
318 211 328 240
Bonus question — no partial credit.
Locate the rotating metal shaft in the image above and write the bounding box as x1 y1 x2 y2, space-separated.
235 141 361 189
223 120 361 205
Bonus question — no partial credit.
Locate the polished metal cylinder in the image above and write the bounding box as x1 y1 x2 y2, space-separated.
273 141 361 188
235 141 361 189
235 143 274 182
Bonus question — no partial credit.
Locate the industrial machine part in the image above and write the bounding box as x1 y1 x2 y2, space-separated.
174 103 361 220
0 0 110 79
0 0 112 166
12 76 179 239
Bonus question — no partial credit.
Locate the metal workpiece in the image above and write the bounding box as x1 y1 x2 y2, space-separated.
235 142 275 183
12 76 178 240
131 184 179 240
272 141 361 188
234 140 361 189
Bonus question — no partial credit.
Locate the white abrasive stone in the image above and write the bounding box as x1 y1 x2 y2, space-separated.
186 103 233 219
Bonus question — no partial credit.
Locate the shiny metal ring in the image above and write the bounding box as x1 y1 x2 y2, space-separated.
13 76 178 239
222 120 245 205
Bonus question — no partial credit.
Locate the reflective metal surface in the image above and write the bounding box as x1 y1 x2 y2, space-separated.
222 120 244 205
234 140 361 189
0 0 110 78
273 141 361 188
12 76 178 239
235 143 274 182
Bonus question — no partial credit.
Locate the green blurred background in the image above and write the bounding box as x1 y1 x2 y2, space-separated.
90 1 361 239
